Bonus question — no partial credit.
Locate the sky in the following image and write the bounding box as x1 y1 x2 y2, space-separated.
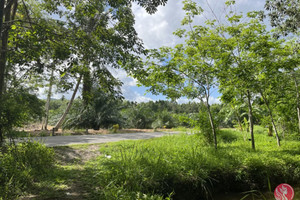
109 0 266 104
46 0 266 104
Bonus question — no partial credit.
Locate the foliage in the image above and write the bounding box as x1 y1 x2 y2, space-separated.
112 124 120 133
48 98 70 126
0 141 55 199
63 89 123 130
121 102 155 129
84 128 300 200
0 89 43 140
265 0 300 35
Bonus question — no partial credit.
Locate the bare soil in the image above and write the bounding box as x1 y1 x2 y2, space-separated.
53 144 103 165
20 123 169 137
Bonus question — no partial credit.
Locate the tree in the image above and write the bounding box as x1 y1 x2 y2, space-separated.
265 0 300 35
136 0 219 149
0 87 43 142
121 102 155 129
0 0 170 142
64 88 123 130
215 9 287 147
279 40 300 133
42 0 170 130
214 12 270 150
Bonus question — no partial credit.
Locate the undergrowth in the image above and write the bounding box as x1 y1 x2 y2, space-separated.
84 128 300 200
0 141 55 200
2 127 299 200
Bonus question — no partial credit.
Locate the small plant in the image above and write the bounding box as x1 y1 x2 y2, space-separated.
112 124 119 133
152 119 163 131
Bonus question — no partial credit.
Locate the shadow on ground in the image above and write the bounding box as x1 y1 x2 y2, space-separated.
20 145 102 200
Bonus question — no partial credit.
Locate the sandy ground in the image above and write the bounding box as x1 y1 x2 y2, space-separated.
16 131 180 147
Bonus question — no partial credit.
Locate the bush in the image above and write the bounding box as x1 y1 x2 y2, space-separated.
0 89 44 141
0 141 55 199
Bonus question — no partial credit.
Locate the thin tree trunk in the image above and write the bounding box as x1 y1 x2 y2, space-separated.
268 124 273 136
203 95 217 149
235 112 243 131
292 73 300 133
246 90 255 150
260 91 281 146
53 75 82 131
203 75 217 149
42 69 54 130
206 102 217 149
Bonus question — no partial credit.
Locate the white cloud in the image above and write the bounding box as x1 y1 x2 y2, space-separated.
108 67 138 87
133 0 185 49
122 86 154 102
134 93 154 103
133 0 267 50
176 96 220 104
209 96 221 104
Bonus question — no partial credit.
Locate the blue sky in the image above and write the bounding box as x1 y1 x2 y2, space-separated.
111 0 265 104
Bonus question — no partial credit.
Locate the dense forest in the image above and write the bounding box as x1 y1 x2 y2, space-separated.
0 0 299 199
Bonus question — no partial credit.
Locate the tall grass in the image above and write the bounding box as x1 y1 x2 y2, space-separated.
0 141 55 199
85 128 300 199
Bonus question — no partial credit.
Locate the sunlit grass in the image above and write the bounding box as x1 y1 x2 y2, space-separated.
83 127 300 199
11 127 299 200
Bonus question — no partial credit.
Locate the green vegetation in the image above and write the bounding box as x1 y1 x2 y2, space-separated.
135 0 300 150
47 99 208 130
84 128 300 199
3 128 298 200
0 141 55 200
0 0 299 199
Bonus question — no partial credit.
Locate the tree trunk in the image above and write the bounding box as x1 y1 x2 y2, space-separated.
268 124 273 136
42 69 54 130
0 1 5 40
53 75 82 131
204 94 217 150
235 112 243 131
0 0 16 144
292 73 300 133
246 90 255 150
260 91 280 146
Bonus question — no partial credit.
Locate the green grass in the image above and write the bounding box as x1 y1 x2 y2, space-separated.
9 127 300 200
82 127 300 199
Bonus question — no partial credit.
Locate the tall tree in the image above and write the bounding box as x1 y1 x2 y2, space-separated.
0 0 169 140
136 0 220 149
279 40 300 133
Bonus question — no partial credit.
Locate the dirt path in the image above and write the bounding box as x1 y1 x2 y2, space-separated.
17 131 180 147
21 144 103 200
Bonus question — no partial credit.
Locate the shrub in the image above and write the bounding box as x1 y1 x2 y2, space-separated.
0 141 55 199
112 124 120 133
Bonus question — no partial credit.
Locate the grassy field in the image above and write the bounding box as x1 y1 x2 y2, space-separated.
8 127 300 199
